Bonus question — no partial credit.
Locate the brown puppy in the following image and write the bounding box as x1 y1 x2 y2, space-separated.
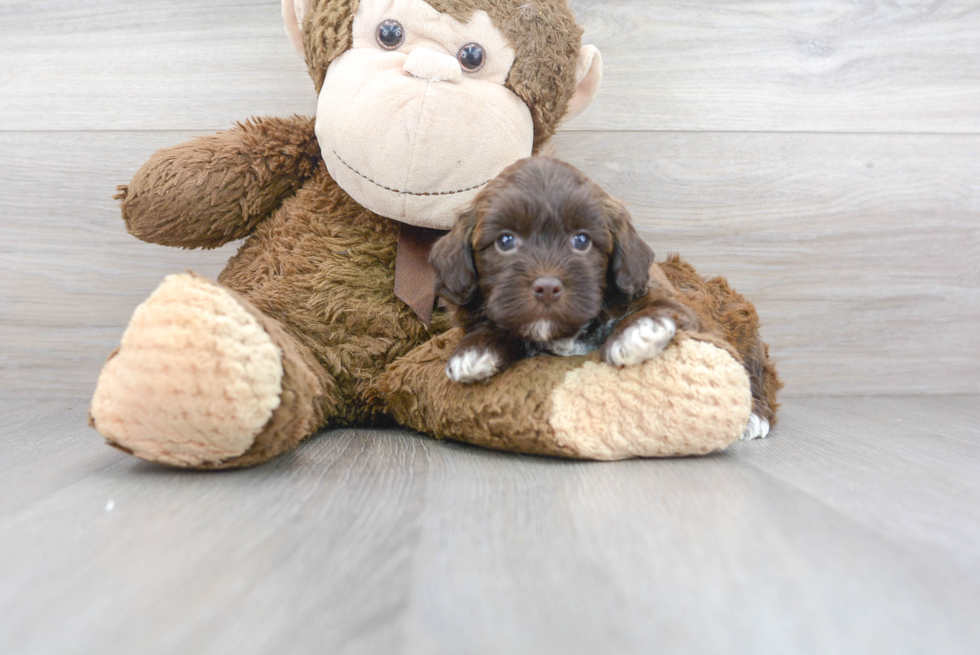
431 157 781 439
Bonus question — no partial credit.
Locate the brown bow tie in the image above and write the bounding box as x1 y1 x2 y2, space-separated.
394 223 448 328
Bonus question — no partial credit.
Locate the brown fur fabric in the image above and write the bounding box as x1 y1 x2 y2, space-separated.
303 0 360 91
117 116 321 249
217 166 453 427
378 327 592 458
378 328 754 459
203 285 329 469
302 0 582 151
656 255 783 424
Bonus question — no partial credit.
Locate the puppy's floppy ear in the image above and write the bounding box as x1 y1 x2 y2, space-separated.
604 198 654 298
430 205 479 305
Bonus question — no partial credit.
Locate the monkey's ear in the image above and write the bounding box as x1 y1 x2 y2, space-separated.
430 207 479 306
563 46 603 124
605 198 654 299
282 0 311 58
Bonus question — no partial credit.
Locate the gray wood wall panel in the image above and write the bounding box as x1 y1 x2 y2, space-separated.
2 0 979 133
570 0 980 133
0 0 317 132
2 0 979 397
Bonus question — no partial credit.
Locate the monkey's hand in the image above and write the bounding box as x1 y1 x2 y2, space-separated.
117 115 321 249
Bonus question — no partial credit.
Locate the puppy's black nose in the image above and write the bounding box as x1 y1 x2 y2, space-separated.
531 277 564 304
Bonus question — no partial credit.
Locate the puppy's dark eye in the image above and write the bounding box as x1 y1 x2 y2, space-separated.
458 43 485 72
572 233 592 252
377 20 405 50
496 233 517 252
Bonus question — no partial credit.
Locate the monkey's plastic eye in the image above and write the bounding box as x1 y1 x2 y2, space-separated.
572 233 592 252
496 233 517 252
458 43 485 72
377 20 405 50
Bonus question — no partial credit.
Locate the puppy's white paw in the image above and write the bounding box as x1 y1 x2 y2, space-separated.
740 413 771 441
446 349 502 383
604 317 676 367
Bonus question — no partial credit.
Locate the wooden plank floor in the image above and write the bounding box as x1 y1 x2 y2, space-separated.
2 397 979 655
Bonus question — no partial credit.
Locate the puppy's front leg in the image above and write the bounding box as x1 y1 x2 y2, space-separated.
446 326 518 384
602 298 701 368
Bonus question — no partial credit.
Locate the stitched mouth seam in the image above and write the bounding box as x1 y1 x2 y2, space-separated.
332 148 491 197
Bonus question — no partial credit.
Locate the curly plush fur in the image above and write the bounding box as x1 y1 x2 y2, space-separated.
118 116 322 249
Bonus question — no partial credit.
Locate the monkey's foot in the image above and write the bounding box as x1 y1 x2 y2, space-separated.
89 273 322 468
380 329 752 460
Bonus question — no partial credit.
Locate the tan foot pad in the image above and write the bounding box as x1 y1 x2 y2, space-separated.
549 336 752 459
90 273 284 467
381 330 751 460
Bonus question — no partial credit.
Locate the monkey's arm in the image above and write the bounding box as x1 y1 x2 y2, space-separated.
117 115 321 249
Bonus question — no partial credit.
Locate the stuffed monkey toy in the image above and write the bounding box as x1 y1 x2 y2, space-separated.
89 0 761 468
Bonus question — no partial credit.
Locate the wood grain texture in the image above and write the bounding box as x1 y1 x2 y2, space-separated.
2 0 979 133
3 131 978 397
0 0 316 132
568 0 980 133
1 396 979 655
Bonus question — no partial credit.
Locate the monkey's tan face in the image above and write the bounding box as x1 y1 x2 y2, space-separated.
315 0 535 230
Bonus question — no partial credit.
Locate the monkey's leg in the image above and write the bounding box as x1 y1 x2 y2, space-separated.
657 255 783 439
89 273 334 469
378 329 752 460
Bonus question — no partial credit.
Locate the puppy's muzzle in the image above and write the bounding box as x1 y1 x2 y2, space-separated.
531 277 564 305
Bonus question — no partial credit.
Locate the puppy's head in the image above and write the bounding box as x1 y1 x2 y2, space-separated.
431 157 653 342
